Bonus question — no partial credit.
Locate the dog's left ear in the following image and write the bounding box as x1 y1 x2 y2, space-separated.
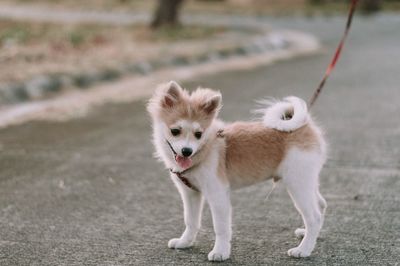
201 92 222 116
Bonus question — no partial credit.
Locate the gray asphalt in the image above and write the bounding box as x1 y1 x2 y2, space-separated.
1 14 399 265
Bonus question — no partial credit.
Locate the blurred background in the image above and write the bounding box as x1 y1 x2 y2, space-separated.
0 0 397 111
0 1 399 265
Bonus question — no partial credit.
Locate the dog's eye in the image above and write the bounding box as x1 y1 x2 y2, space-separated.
194 131 202 139
170 128 181 136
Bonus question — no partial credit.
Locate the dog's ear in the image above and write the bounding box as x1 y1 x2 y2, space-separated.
201 92 222 116
163 81 183 108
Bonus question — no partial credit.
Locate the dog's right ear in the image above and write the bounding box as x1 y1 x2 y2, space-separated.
162 81 182 108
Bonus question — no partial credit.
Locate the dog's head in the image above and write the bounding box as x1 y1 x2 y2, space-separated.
147 81 222 170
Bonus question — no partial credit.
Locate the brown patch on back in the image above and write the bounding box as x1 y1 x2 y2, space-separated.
222 121 320 187
223 122 286 185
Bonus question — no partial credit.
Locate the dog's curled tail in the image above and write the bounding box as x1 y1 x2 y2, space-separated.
260 96 309 132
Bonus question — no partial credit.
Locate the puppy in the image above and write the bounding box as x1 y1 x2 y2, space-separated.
147 81 327 261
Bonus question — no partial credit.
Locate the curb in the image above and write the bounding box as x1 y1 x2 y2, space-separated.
0 31 291 105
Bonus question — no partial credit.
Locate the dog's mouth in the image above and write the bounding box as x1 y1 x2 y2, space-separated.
166 140 194 170
175 155 192 169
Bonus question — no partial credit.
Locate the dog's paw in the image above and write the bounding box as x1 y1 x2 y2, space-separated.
168 238 193 249
294 228 306 238
208 247 230 261
287 247 311 258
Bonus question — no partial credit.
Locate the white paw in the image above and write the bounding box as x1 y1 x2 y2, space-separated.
168 238 193 249
287 247 311 258
295 228 306 238
208 247 230 261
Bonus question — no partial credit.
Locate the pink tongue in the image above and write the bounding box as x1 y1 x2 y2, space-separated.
175 155 192 169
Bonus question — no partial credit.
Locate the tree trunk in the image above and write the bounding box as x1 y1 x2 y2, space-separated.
151 0 184 28
361 0 382 14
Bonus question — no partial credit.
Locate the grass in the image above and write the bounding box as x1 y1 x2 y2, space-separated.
0 18 227 85
0 19 226 48
0 20 104 47
0 17 228 84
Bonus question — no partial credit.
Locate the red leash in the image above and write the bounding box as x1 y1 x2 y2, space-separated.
309 0 359 108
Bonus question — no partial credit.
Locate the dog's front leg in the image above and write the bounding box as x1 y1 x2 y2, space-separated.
205 183 232 261
168 176 204 249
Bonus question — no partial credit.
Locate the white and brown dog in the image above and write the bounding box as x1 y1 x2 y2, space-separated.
147 81 327 261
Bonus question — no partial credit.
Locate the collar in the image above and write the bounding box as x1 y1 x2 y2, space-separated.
169 168 200 192
166 139 199 192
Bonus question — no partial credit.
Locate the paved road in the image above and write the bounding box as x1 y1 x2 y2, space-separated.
1 14 399 265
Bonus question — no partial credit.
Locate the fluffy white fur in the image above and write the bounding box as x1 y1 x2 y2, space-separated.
260 96 309 132
148 81 327 261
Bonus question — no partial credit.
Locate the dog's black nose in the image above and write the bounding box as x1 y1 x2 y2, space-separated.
181 147 193 157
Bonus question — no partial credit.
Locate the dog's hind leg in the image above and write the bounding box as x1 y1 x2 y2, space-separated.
168 176 204 249
285 177 322 257
280 149 324 258
294 188 326 239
